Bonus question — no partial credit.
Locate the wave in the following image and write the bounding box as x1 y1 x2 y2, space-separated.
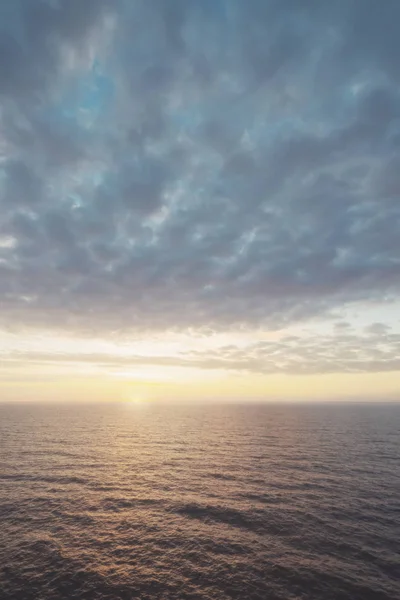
1 403 399 600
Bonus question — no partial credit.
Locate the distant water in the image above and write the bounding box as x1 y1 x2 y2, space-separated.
1 403 399 600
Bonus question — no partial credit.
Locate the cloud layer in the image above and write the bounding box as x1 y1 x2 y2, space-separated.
1 0 400 339
2 323 400 378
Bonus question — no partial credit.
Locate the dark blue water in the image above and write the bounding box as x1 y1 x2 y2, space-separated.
1 403 399 599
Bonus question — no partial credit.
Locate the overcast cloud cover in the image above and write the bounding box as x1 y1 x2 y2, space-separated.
1 0 400 380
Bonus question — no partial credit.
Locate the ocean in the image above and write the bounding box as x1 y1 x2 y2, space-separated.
1 402 399 599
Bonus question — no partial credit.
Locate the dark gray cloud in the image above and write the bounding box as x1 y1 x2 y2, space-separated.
0 0 399 337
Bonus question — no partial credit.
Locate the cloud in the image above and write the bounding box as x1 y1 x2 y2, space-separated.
0 0 399 339
2 323 400 377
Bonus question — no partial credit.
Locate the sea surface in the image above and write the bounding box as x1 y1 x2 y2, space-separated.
0 402 399 600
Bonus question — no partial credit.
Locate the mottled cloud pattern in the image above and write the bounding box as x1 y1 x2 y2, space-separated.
1 1 400 378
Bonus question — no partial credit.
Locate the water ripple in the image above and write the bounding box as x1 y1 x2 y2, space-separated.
1 403 399 599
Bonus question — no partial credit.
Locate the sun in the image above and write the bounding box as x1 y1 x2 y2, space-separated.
125 395 144 404
120 392 152 407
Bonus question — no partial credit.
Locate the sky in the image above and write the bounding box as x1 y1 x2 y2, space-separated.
0 0 400 403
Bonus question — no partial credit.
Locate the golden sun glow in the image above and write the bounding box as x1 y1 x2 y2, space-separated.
124 395 148 405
